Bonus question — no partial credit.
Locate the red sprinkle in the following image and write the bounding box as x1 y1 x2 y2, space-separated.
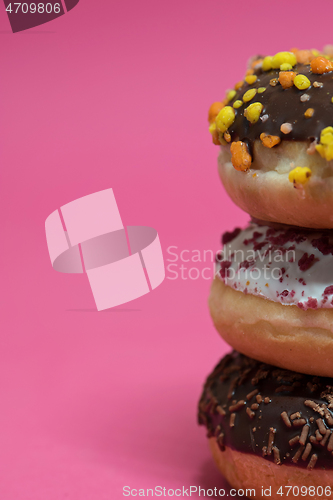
239 259 255 270
298 253 316 271
323 285 333 296
222 228 241 245
306 297 318 309
219 261 231 279
312 236 333 256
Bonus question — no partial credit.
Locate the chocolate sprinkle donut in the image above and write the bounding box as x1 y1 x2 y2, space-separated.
198 351 333 470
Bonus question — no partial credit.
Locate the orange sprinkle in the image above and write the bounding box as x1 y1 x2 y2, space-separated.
260 132 281 148
251 58 263 69
278 71 297 89
246 68 254 76
234 80 244 91
270 78 279 87
252 173 257 178
224 132 231 143
230 141 252 172
208 102 224 124
304 108 314 118
294 50 315 64
211 129 220 146
310 56 333 74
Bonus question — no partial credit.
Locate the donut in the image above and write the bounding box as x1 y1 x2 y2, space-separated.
198 351 333 499
209 221 333 377
208 48 333 228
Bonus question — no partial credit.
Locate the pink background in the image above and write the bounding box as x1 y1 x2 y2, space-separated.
1 1 332 498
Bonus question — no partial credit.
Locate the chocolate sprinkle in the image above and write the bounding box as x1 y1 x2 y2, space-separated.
316 418 327 434
217 432 225 451
315 430 323 441
281 411 292 428
272 446 281 465
307 454 318 470
216 405 226 416
293 419 307 427
229 400 246 412
292 446 305 464
320 429 331 447
302 443 312 461
289 435 300 447
246 389 259 401
327 432 333 452
299 425 310 446
290 412 302 421
230 413 236 428
267 428 276 455
246 407 255 419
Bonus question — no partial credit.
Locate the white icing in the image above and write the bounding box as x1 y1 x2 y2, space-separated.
216 223 333 310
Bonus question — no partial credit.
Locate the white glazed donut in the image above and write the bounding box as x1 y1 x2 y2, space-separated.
209 222 333 377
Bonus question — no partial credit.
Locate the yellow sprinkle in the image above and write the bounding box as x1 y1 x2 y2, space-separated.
244 102 263 124
294 74 311 90
316 143 333 161
271 51 297 69
208 123 216 134
215 106 235 133
316 126 333 160
331 97 333 103
257 87 266 93
319 126 333 144
245 75 257 85
227 89 236 102
265 283 269 287
252 173 257 178
246 281 250 286
280 63 292 71
233 100 243 109
262 56 273 71
243 88 257 102
288 166 312 185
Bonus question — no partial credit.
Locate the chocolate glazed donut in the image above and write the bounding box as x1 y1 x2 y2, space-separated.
209 50 333 228
198 352 333 499
199 351 333 470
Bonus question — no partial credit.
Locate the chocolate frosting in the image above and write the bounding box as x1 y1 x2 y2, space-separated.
198 351 333 470
227 63 333 151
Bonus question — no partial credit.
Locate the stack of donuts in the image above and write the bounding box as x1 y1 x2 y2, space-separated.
198 48 333 497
